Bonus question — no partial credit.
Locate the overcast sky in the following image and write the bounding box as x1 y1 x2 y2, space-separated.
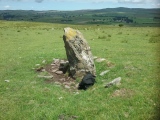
0 0 159 11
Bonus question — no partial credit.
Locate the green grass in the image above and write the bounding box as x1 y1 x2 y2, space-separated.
0 20 159 120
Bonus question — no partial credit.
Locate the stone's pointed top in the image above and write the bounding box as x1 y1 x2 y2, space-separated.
64 27 77 41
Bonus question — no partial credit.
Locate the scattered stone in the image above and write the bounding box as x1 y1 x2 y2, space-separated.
76 83 79 88
67 77 71 81
36 67 44 72
41 69 46 72
4 80 10 82
36 58 78 91
74 92 79 95
37 75 53 79
51 66 55 69
100 70 110 76
60 60 65 63
105 77 121 88
70 82 75 86
52 69 58 73
59 78 65 82
95 58 106 62
64 85 70 89
106 61 115 68
55 71 63 75
35 64 40 66
58 97 63 100
63 82 70 85
53 58 59 64
42 60 46 64
93 56 98 60
55 81 61 84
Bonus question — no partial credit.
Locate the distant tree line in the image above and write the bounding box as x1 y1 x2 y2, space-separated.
153 17 160 19
61 19 73 22
92 15 133 23
1 13 15 20
113 16 133 23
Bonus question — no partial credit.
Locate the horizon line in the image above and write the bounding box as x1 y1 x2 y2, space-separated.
0 7 160 11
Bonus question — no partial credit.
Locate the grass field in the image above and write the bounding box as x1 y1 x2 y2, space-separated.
0 20 160 120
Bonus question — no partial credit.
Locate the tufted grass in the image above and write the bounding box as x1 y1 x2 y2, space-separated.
0 20 159 120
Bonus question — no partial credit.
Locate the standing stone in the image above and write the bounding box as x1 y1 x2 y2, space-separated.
63 27 96 78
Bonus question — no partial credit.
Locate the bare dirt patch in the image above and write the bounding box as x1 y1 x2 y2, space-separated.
36 59 79 91
111 88 134 98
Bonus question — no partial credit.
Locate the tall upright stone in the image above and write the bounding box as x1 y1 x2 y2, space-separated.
63 27 96 79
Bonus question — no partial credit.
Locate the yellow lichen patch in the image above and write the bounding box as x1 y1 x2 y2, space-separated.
64 27 77 40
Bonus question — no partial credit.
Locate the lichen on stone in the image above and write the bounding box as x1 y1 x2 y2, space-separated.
64 27 77 40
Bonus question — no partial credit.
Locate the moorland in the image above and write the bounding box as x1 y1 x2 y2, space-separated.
0 7 160 119
0 7 160 26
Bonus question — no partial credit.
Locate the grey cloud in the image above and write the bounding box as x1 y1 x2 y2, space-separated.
118 0 145 4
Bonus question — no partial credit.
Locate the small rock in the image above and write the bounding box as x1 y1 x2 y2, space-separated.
55 71 63 75
55 81 61 84
41 69 46 72
74 92 79 95
59 78 65 82
66 61 69 63
64 85 70 89
52 69 58 73
35 64 40 66
95 58 106 62
51 66 55 69
93 56 98 60
60 60 65 63
100 70 110 76
37 75 53 79
58 97 63 100
36 67 44 72
105 77 121 88
107 61 115 68
70 82 75 86
53 59 60 64
63 82 70 85
42 60 46 64
4 80 10 82
76 83 79 88
111 77 121 85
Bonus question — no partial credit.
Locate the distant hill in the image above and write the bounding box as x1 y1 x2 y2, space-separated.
0 7 160 26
